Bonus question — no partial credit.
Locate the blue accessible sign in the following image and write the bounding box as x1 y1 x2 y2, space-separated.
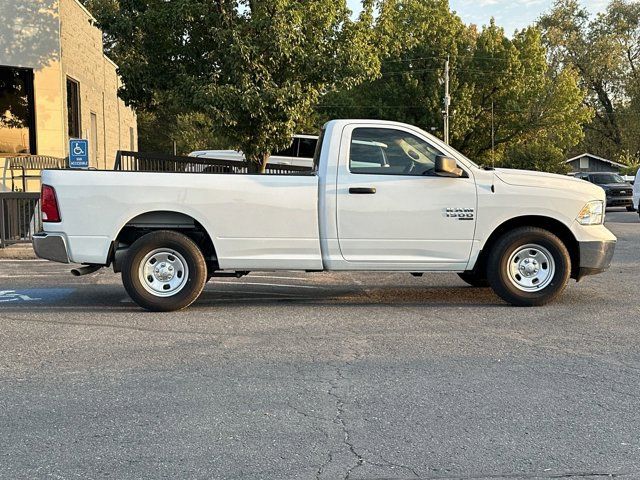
69 139 89 169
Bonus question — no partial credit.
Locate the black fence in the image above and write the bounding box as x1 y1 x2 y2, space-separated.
0 192 42 248
114 151 313 175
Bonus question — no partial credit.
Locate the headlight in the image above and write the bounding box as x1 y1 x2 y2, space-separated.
577 200 604 225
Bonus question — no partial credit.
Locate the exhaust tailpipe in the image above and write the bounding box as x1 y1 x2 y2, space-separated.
71 265 103 277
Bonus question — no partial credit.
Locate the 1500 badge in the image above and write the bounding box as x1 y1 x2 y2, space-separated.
444 208 475 220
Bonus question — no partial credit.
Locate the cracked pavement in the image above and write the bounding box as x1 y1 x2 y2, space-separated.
0 211 639 479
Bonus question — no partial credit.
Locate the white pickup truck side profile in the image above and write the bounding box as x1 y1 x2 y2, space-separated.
33 120 616 311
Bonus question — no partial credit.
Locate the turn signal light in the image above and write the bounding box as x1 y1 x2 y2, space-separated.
41 184 61 222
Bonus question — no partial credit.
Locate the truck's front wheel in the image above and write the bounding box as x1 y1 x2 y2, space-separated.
122 230 207 312
487 227 571 307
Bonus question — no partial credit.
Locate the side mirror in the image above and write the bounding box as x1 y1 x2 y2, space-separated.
435 155 463 178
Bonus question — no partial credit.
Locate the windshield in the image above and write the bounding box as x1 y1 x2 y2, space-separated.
591 173 625 184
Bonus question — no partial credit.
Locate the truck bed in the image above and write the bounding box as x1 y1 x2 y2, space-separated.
41 169 323 270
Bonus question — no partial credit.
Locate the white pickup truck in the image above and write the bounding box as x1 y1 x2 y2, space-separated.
33 120 616 311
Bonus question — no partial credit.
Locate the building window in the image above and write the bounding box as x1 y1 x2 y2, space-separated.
579 157 589 170
66 77 81 139
0 66 36 155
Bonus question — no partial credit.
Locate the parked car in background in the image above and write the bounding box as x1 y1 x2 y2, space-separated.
190 134 318 168
575 172 635 211
622 175 635 184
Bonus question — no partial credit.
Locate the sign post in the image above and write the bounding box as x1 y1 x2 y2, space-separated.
69 139 89 169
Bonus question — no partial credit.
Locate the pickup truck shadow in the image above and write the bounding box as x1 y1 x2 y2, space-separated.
193 283 502 309
1 274 593 312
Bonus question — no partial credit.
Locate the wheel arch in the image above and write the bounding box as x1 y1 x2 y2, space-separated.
475 215 579 279
112 210 218 271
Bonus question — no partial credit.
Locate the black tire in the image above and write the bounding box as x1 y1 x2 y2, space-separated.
487 227 571 307
627 205 636 212
122 230 207 312
457 271 489 288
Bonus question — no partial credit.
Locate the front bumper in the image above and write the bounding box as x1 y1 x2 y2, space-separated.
32 232 70 264
606 196 633 207
577 239 616 280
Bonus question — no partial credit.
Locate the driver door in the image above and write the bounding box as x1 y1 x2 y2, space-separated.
336 125 477 268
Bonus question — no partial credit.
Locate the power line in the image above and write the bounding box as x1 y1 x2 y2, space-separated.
378 67 538 77
383 54 514 64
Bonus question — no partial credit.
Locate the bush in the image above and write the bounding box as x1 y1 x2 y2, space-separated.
498 143 570 174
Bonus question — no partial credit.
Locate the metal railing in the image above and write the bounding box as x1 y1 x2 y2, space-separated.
114 151 313 175
2 155 67 192
0 192 42 248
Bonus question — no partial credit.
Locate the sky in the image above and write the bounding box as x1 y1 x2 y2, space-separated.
347 0 610 35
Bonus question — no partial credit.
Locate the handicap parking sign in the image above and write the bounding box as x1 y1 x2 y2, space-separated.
69 139 89 169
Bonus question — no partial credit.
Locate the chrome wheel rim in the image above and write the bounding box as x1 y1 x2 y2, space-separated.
138 248 189 297
507 244 555 292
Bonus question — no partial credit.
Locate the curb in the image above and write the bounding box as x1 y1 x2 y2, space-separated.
0 244 38 260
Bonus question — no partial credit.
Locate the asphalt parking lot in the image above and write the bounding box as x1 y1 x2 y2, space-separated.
1 210 639 480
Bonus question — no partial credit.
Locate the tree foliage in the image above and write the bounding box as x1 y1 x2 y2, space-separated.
85 0 625 174
137 110 231 156
320 1 590 169
87 0 384 171
539 0 640 161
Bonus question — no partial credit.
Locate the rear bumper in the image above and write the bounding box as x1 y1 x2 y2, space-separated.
32 232 70 264
577 239 616 280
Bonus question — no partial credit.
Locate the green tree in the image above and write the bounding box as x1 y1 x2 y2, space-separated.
539 0 640 161
320 1 590 170
137 110 232 155
616 150 640 175
319 0 471 137
458 24 590 166
501 143 569 174
87 0 383 172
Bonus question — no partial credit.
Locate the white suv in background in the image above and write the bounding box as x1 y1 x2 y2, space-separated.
190 134 318 168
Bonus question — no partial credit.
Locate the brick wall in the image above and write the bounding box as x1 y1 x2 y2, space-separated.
1 0 137 190
60 0 137 169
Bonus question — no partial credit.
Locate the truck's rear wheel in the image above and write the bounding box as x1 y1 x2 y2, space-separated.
122 230 207 312
487 227 570 307
457 271 489 288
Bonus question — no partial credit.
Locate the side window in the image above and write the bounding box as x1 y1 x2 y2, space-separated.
297 138 317 158
349 128 443 176
273 139 296 157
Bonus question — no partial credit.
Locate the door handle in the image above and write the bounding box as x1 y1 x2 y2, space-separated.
349 187 376 195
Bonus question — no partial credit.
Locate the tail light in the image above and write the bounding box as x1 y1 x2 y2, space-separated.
41 184 61 222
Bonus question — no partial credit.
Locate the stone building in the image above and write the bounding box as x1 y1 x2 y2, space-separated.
0 0 137 189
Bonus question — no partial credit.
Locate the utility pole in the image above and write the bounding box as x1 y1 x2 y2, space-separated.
443 56 450 145
491 101 495 168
